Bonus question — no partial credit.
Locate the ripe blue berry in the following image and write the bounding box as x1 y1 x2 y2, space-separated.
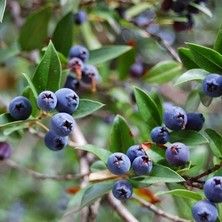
55 88 79 114
50 112 75 137
204 176 222 203
37 90 57 112
129 62 144 78
81 64 100 84
202 74 222 97
165 142 190 166
74 10 88 25
63 75 80 91
132 156 152 175
163 106 187 131
0 142 12 160
9 96 32 120
185 112 205 131
107 152 131 175
126 145 146 163
150 126 170 144
44 131 68 151
192 200 218 222
112 180 133 201
68 45 89 62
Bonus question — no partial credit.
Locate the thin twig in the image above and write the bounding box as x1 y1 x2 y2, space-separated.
107 193 139 222
132 194 191 222
2 159 88 180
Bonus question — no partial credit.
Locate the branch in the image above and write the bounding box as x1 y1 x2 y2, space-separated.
107 193 139 222
132 194 191 222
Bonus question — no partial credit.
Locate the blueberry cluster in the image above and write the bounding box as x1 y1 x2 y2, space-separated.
192 176 222 222
161 0 208 32
107 145 152 201
202 73 222 98
64 45 100 92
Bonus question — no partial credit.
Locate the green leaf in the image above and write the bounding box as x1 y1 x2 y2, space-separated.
125 3 152 18
32 41 62 93
156 189 202 201
214 24 222 54
187 43 222 73
169 130 209 146
174 68 208 86
19 5 52 51
205 128 222 158
88 45 132 65
134 87 162 129
188 2 212 17
146 144 165 163
178 47 199 70
144 60 182 84
21 73 38 99
149 89 163 119
52 12 73 56
74 99 105 119
80 181 113 209
185 89 200 112
76 144 112 163
0 0 6 23
137 164 185 184
109 115 134 153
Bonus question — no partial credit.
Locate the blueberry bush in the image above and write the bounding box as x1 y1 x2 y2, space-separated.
1 0 222 221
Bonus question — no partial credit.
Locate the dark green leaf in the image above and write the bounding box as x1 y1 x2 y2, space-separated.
178 47 199 70
76 144 112 163
205 128 222 158
19 5 52 51
32 41 62 93
109 115 134 153
185 89 200 112
144 60 182 84
117 48 136 81
134 87 162 129
52 12 73 56
74 99 105 119
137 164 185 184
174 69 208 86
149 89 163 119
214 24 222 54
0 0 6 23
88 45 132 65
156 189 202 201
187 43 222 73
81 181 113 209
169 130 209 146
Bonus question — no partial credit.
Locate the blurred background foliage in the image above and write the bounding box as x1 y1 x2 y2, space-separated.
1 0 222 221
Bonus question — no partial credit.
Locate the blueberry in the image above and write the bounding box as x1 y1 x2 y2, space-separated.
68 45 89 62
44 130 68 151
132 156 152 175
202 74 222 97
107 152 131 175
74 10 88 25
63 74 80 91
129 62 144 78
68 57 84 74
37 90 57 112
50 112 75 136
192 200 218 222
81 64 100 84
163 106 187 131
126 145 146 163
0 142 12 160
55 88 79 114
112 180 133 201
9 96 32 120
185 113 205 131
204 176 222 203
165 142 190 166
150 126 170 144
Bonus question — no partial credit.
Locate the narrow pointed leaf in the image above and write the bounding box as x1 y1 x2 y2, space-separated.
109 115 134 153
188 2 212 17
19 5 52 51
32 41 62 93
214 24 222 53
0 0 6 22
